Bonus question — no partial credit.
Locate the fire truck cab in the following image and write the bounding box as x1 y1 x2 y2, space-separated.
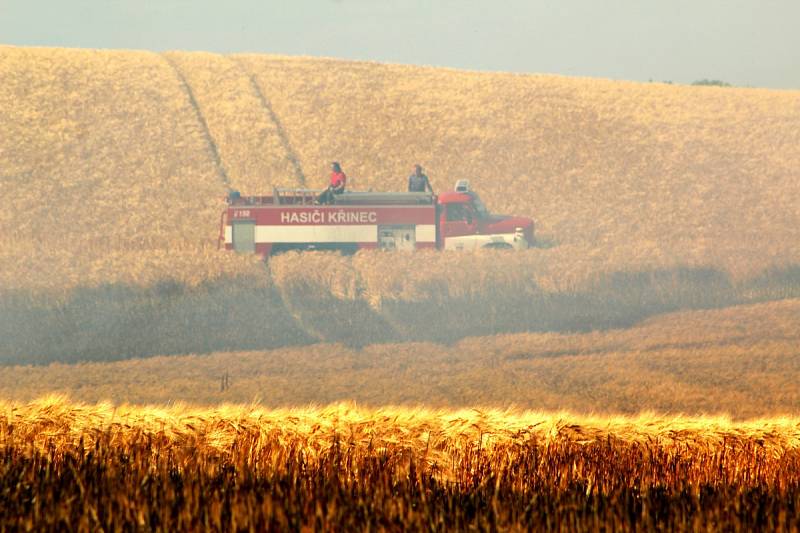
220 180 534 257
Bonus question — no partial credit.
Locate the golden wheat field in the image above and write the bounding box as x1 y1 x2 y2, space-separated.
3 397 800 530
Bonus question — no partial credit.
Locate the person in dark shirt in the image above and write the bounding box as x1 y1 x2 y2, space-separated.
318 162 347 204
408 164 433 193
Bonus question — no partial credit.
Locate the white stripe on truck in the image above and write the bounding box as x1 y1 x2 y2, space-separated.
255 225 376 243
235 224 438 244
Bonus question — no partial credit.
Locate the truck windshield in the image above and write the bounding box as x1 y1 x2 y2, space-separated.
471 194 490 218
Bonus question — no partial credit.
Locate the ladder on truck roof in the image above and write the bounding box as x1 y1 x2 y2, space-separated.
272 187 321 205
272 187 435 206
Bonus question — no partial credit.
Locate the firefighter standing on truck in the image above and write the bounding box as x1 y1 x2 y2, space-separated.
408 164 433 193
318 162 347 204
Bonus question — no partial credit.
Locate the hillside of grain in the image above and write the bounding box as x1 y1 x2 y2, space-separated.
3 298 799 418
3 46 800 286
2 45 800 363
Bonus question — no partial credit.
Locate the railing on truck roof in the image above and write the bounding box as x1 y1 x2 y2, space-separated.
333 191 435 205
271 188 436 206
227 188 437 207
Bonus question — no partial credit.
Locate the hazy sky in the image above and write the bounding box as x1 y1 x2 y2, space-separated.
2 0 798 89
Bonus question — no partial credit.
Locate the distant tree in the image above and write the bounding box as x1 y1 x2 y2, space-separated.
691 79 732 87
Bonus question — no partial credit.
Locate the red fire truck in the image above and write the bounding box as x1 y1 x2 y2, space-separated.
220 180 534 257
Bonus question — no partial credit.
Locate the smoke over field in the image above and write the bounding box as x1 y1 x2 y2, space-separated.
2 298 799 417
2 46 800 365
1 250 798 365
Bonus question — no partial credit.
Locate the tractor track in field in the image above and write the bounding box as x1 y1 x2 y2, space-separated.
160 53 231 190
230 56 307 188
264 265 327 344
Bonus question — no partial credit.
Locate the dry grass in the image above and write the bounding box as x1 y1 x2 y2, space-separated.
3 397 800 530
0 46 256 290
0 241 267 294
269 248 697 304
162 51 301 193
0 47 223 247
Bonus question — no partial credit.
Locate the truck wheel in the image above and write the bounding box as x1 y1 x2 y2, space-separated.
482 242 514 250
